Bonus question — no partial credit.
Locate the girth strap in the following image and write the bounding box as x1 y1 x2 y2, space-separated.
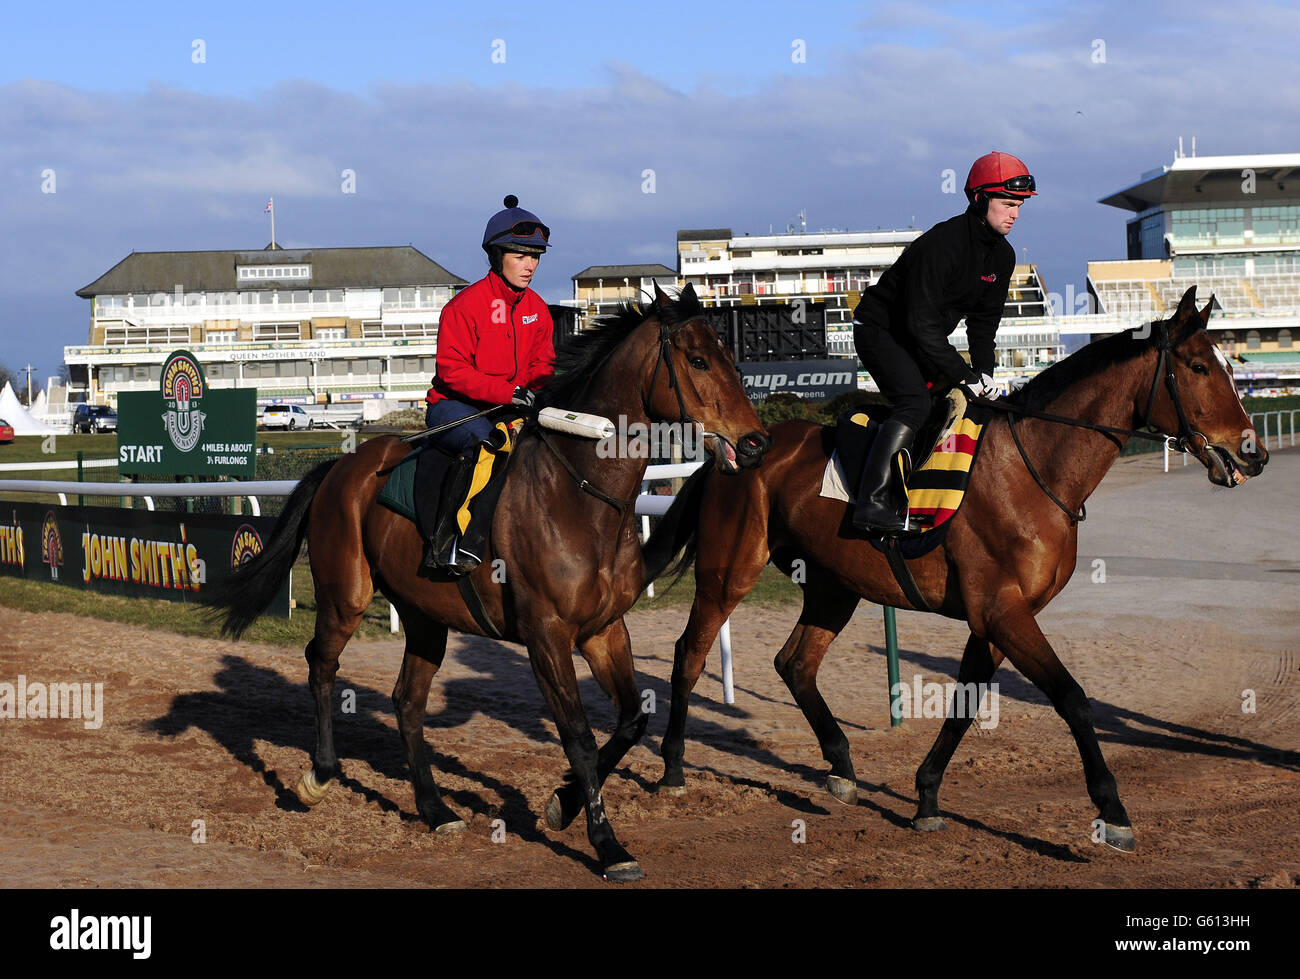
457 574 504 640
883 537 932 613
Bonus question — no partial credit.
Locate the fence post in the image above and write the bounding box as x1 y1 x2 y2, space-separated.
76 450 84 507
884 606 902 727
719 619 735 705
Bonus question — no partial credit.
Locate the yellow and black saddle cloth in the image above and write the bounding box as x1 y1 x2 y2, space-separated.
377 416 524 576
823 389 993 558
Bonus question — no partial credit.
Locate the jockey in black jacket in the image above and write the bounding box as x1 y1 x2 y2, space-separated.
850 150 1036 533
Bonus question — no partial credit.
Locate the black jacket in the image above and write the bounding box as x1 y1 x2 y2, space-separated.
853 204 1014 385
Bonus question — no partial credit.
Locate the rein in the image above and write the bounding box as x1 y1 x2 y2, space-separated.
968 320 1203 523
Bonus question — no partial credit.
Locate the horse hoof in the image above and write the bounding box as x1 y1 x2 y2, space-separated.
434 818 467 835
656 780 687 796
603 861 645 883
1103 824 1137 852
826 775 858 805
295 770 332 807
913 816 947 833
544 791 566 831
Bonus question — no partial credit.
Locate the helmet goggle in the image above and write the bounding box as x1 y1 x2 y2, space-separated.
488 220 550 245
973 173 1036 195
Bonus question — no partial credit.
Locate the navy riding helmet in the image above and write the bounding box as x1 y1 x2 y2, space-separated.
482 195 550 255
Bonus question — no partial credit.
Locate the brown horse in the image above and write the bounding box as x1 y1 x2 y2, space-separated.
645 287 1266 851
207 284 769 881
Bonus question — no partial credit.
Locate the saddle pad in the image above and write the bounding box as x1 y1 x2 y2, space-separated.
376 446 426 522
821 394 991 533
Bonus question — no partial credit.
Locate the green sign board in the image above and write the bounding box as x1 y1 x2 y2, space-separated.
0 501 289 617
117 349 258 477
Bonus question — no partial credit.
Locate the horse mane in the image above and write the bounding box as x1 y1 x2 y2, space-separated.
1002 322 1160 413
538 289 706 410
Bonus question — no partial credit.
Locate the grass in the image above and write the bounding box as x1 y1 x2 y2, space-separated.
0 558 397 646
0 552 802 644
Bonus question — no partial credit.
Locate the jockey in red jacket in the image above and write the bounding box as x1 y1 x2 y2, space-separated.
425 195 555 452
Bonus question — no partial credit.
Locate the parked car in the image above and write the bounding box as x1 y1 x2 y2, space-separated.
0 418 14 444
72 404 118 434
259 404 314 430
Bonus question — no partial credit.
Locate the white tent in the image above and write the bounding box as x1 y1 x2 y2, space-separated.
0 381 56 434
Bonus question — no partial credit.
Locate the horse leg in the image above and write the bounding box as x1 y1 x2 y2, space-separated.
546 618 648 832
985 598 1136 851
659 559 766 793
772 583 861 804
295 578 372 808
912 632 1004 831
391 619 466 833
528 629 644 882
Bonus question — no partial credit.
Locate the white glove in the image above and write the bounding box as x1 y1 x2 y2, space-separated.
966 373 1000 400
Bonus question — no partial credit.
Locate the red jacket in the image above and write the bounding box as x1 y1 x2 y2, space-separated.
426 272 556 408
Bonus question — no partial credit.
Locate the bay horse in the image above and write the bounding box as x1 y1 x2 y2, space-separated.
643 287 1266 851
207 284 769 881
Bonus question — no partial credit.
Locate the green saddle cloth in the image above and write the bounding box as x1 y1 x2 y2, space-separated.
377 447 423 522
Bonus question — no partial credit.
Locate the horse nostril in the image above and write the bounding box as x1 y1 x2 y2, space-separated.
737 432 771 458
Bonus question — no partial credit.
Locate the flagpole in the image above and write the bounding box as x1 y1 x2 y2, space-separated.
269 197 276 248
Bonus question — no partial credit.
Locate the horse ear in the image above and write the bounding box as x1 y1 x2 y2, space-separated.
653 281 672 310
681 282 697 302
1172 294 1214 344
1174 284 1198 321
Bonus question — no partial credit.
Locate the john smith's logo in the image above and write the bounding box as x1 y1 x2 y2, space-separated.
40 511 62 581
980 273 997 283
161 352 206 453
522 313 538 324
230 524 264 569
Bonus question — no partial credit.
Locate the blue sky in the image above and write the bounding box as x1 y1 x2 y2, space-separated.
2 0 1298 385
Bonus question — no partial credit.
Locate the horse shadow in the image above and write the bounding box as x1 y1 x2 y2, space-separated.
147 651 598 872
897 642 1300 772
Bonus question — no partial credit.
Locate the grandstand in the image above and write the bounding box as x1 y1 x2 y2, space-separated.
1068 150 1300 390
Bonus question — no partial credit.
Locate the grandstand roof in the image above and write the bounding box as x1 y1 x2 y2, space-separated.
1100 153 1300 212
76 246 467 297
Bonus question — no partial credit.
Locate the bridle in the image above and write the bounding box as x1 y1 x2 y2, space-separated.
974 317 1207 523
536 316 701 513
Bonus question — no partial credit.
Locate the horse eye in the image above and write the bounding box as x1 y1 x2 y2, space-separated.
689 356 708 370
1191 362 1210 375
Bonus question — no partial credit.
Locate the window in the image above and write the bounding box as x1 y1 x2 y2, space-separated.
103 324 192 346
314 327 346 341
1280 329 1293 349
204 331 237 344
361 321 438 338
1247 330 1261 350
253 322 302 341
237 264 311 281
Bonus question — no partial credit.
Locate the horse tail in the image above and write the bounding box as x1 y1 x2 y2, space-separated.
640 461 714 591
205 459 339 639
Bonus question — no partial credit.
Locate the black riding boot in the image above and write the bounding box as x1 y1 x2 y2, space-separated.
851 419 916 534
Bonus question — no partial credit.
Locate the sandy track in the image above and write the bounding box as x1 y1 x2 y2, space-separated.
1 449 1297 888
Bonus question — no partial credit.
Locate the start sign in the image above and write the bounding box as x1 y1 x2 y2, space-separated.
117 350 258 477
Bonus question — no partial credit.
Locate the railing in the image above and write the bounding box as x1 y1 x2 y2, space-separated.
1250 409 1300 450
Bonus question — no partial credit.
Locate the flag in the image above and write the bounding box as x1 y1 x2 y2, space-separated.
264 198 273 213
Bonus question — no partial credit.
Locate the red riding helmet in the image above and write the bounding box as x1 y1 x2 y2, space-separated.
964 151 1037 203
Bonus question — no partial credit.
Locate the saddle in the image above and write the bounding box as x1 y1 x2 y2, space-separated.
377 417 523 576
823 388 992 545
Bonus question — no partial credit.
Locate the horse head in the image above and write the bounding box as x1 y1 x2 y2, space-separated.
645 282 770 472
1146 285 1268 487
